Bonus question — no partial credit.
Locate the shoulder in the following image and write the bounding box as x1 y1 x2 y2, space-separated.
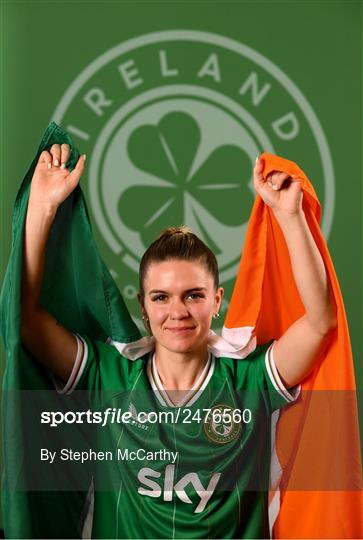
83 333 147 367
215 339 301 412
214 340 274 384
73 333 148 392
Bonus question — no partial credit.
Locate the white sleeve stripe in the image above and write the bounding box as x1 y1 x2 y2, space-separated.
65 334 83 389
264 341 301 403
269 341 301 401
269 341 295 402
264 343 288 402
64 333 89 394
54 333 82 395
54 333 89 395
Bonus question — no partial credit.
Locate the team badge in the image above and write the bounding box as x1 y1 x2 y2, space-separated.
204 403 241 444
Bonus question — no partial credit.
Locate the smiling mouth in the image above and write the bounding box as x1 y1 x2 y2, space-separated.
166 327 195 333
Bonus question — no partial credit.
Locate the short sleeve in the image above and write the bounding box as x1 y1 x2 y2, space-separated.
52 332 143 395
264 340 301 412
240 339 301 414
51 332 87 395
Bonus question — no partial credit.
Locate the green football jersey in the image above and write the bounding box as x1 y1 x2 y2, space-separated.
59 334 300 539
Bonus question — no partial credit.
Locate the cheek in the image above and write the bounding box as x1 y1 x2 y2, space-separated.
192 304 214 323
146 305 166 325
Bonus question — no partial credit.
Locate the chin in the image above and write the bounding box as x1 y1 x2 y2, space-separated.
165 340 195 353
159 334 208 354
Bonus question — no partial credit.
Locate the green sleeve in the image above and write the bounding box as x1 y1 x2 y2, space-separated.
237 339 301 415
261 339 301 413
53 332 143 396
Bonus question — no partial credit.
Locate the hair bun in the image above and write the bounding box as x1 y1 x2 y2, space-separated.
156 225 193 239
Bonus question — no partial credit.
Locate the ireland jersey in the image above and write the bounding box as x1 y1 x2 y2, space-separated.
57 334 300 539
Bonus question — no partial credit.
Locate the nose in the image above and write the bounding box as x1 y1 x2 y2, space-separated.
169 298 189 320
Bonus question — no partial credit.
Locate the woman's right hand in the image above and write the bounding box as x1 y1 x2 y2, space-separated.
29 143 86 213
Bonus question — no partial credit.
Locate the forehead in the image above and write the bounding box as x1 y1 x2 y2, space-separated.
143 259 213 291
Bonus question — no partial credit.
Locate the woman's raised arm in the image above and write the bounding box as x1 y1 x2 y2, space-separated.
252 157 337 388
21 144 86 382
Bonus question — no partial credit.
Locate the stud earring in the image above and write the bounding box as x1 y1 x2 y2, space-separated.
142 314 149 322
213 312 220 319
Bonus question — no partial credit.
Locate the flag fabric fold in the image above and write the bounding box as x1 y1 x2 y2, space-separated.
0 121 141 538
224 152 363 538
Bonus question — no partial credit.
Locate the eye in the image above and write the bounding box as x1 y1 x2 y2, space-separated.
151 294 167 302
186 293 204 300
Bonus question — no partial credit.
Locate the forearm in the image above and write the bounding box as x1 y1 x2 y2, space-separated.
21 203 57 314
273 209 337 334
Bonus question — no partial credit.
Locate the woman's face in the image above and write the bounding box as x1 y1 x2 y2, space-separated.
138 259 224 355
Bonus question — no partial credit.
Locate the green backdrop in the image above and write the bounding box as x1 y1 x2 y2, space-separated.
1 0 361 532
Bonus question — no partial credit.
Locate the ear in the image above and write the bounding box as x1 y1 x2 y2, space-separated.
137 292 152 336
215 286 224 312
137 292 145 313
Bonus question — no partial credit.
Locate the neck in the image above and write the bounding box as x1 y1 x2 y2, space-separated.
154 341 210 392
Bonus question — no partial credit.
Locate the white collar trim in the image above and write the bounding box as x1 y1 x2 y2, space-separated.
107 326 257 360
147 353 215 408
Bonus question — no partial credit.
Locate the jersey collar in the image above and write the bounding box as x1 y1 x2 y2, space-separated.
146 353 215 408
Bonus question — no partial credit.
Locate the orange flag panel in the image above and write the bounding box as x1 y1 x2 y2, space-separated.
225 152 363 538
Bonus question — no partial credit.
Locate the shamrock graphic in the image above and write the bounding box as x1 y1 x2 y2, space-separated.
213 421 232 437
118 111 254 251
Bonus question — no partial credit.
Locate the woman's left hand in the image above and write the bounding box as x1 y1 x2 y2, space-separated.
253 156 303 215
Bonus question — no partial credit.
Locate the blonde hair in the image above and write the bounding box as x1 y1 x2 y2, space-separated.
139 225 219 298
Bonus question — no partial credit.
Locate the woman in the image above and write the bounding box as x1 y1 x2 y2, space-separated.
20 143 337 538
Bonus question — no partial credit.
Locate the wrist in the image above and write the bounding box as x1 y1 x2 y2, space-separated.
27 200 58 220
272 209 306 231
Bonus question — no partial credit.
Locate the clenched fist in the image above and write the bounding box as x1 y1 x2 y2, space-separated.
253 156 303 216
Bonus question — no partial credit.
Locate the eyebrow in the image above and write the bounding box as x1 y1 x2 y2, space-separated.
148 287 207 295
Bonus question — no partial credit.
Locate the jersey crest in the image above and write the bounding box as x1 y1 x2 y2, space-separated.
203 403 241 444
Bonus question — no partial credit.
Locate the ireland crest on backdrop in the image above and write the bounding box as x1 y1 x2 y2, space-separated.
52 30 334 330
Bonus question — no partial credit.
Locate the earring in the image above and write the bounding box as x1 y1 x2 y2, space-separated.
213 312 220 319
141 313 152 336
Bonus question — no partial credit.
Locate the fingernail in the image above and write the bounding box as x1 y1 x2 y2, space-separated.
268 181 272 187
54 159 59 167
255 156 259 164
273 184 279 190
47 163 51 169
60 163 66 170
83 154 86 162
